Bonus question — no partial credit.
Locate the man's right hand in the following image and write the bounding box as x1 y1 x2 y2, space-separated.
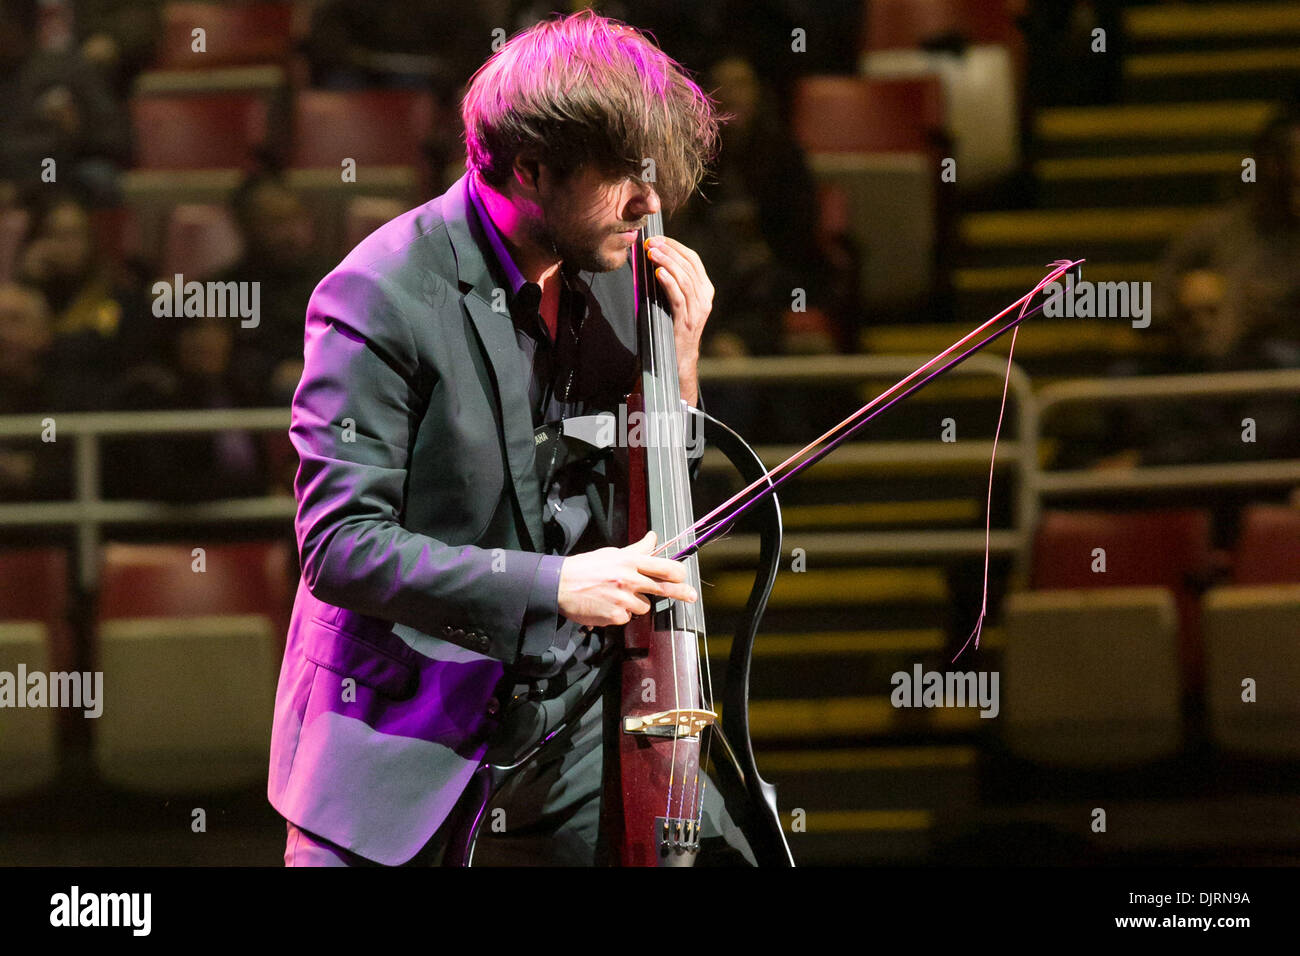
557 531 697 627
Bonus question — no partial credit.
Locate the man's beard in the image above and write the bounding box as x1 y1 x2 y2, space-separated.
532 197 625 274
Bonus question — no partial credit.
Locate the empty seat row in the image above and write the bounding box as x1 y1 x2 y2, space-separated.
0 540 294 797
1029 505 1300 692
1003 583 1300 765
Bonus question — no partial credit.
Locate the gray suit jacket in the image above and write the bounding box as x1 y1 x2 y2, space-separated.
268 171 640 864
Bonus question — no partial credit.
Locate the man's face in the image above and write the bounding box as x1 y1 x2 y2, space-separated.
39 202 93 277
0 285 51 373
531 163 661 273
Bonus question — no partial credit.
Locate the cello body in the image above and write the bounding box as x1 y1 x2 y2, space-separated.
597 211 792 867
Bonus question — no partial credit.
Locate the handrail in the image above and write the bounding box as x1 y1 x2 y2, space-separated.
0 355 1036 588
1035 368 1300 495
0 408 292 588
2 360 1294 592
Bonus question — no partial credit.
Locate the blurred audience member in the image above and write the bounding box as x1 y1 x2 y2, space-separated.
208 172 333 406
103 313 268 502
304 0 491 98
0 282 75 501
1022 0 1125 107
16 191 153 385
1057 109 1300 472
74 0 163 100
0 0 130 205
671 54 863 359
1153 110 1300 366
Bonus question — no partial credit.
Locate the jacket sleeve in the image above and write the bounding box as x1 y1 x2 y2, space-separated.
290 262 560 664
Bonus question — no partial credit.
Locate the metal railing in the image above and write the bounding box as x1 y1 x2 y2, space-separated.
1 359 1297 590
687 354 1037 577
1034 367 1300 496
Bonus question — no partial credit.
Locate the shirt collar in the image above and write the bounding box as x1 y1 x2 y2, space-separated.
467 168 528 297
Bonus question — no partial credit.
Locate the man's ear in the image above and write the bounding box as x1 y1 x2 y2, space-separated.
512 153 543 195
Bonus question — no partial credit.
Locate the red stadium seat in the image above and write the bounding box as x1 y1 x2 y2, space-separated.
132 92 270 170
0 547 75 673
0 547 77 783
1031 509 1215 691
791 76 944 311
792 75 944 154
289 89 436 170
154 2 294 70
1232 504 1300 585
94 540 292 791
861 0 1020 53
160 203 243 278
97 540 293 637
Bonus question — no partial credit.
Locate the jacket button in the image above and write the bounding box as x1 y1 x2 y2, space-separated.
450 628 466 641
486 697 499 715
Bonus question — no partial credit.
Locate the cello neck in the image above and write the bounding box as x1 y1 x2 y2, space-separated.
633 211 703 632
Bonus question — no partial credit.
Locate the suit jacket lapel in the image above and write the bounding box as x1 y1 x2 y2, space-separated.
443 173 546 552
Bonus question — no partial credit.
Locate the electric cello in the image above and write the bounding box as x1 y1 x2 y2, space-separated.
597 209 793 866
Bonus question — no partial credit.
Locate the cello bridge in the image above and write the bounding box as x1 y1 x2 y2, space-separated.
622 708 717 739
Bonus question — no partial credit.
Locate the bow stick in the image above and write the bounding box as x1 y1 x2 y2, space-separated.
656 258 1085 563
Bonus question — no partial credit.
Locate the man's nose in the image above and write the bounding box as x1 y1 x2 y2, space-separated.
627 180 660 217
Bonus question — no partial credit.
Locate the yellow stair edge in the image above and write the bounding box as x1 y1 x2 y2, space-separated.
1127 3 1300 39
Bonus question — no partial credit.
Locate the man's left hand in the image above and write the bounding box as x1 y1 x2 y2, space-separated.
645 236 711 406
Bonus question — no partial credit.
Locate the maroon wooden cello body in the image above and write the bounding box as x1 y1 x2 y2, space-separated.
596 210 792 867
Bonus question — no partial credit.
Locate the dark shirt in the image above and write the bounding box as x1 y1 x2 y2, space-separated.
466 171 605 690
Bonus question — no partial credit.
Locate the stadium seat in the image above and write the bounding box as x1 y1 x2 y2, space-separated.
92 540 292 791
861 0 1020 53
792 75 944 154
1030 509 1214 690
1003 588 1182 766
0 623 58 796
1231 504 1300 585
862 45 1020 187
160 203 243 278
792 75 944 311
0 547 73 796
0 546 75 669
1202 584 1300 758
88 206 142 272
97 540 292 633
153 2 294 70
289 89 436 170
131 92 270 170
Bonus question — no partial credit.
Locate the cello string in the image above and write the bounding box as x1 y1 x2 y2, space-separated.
642 214 686 831
658 259 1082 560
647 215 707 839
688 404 712 839
656 242 710 839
